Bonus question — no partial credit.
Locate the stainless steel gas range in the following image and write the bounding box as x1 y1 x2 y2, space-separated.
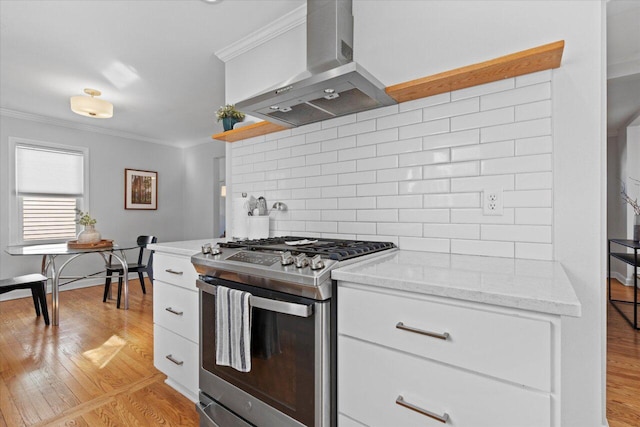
191 236 396 427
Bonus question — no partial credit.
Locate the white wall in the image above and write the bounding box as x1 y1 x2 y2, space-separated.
225 1 606 425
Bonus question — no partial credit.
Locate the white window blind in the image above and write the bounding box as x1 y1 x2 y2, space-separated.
14 143 86 242
16 145 84 196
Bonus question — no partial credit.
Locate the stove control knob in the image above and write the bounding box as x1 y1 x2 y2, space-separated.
210 244 222 255
294 253 309 268
310 255 325 270
281 251 294 266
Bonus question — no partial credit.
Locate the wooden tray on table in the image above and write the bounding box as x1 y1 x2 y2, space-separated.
66 239 114 249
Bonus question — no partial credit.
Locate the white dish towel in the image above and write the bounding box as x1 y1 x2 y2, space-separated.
216 286 251 372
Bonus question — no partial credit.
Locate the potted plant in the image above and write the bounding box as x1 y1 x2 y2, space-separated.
622 178 640 241
75 210 101 244
216 104 245 131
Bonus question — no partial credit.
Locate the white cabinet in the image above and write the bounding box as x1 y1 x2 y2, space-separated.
337 283 561 427
153 252 200 402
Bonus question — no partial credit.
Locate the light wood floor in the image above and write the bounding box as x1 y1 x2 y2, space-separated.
0 280 198 426
1 279 639 426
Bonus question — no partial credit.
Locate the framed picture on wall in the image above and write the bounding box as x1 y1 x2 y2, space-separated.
125 169 157 210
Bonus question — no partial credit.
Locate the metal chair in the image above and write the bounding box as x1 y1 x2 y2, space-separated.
0 274 50 325
103 235 157 307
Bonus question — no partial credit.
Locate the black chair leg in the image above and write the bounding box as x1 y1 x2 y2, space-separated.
30 287 41 316
116 276 123 309
138 272 146 294
103 271 113 302
39 282 50 326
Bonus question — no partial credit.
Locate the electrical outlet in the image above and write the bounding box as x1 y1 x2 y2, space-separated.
483 188 503 216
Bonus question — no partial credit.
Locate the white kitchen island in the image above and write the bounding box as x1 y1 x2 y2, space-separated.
332 250 581 427
148 239 225 402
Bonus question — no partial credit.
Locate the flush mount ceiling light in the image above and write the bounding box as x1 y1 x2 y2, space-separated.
70 88 114 118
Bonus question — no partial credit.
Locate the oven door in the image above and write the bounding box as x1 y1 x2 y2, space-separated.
197 277 330 427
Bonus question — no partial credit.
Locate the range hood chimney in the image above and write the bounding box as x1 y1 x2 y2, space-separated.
235 0 396 128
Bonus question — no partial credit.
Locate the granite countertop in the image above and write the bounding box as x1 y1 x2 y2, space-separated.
332 250 581 317
148 238 226 257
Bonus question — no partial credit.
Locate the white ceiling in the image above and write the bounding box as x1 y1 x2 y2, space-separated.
1 0 638 148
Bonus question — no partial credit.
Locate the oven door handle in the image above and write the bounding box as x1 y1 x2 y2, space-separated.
197 280 314 318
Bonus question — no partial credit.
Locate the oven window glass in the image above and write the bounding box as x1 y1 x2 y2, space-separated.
202 288 315 426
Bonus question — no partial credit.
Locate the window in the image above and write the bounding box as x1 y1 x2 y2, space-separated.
11 139 88 244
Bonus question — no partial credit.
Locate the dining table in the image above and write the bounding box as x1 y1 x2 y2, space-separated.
5 241 140 325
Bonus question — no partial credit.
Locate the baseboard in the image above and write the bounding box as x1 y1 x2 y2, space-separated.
0 278 105 302
609 271 637 287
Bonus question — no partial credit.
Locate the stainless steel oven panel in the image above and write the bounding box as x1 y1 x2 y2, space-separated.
197 279 313 318
197 392 253 427
199 284 331 427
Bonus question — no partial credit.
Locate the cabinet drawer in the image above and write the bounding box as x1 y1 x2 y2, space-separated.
338 285 551 391
338 336 551 427
154 281 199 343
154 253 199 290
154 324 198 396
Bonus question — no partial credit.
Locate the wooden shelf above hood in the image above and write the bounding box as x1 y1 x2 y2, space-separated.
212 40 564 143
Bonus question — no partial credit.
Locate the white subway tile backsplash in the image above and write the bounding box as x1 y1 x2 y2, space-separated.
481 83 550 111
399 148 450 167
338 120 377 137
423 161 479 179
377 195 422 209
451 107 514 131
504 189 552 207
451 208 515 224
358 155 398 172
339 197 376 210
451 239 514 258
377 109 422 130
338 222 376 235
481 118 551 143
399 237 450 253
378 223 422 237
399 209 450 223
399 179 450 194
482 224 551 243
338 171 376 185
450 174 514 192
423 223 480 239
231 71 556 260
451 140 514 162
357 234 399 245
451 79 515 101
322 160 356 175
515 100 551 122
399 118 449 139
423 129 480 150
357 128 399 146
322 136 356 152
423 98 479 121
357 209 398 222
516 172 552 190
481 154 551 175
339 145 376 162
306 151 338 166
357 182 398 196
399 92 450 112
377 137 422 156
322 209 356 222
515 207 553 225
515 135 552 156
377 166 422 182
515 243 553 260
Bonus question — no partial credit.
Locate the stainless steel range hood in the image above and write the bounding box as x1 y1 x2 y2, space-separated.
235 0 396 128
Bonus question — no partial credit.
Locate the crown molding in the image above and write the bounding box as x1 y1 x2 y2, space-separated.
215 4 306 63
0 108 183 147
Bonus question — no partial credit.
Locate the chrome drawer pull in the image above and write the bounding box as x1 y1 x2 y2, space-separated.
396 395 449 424
165 307 183 316
396 322 450 340
165 354 184 366
165 269 183 275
